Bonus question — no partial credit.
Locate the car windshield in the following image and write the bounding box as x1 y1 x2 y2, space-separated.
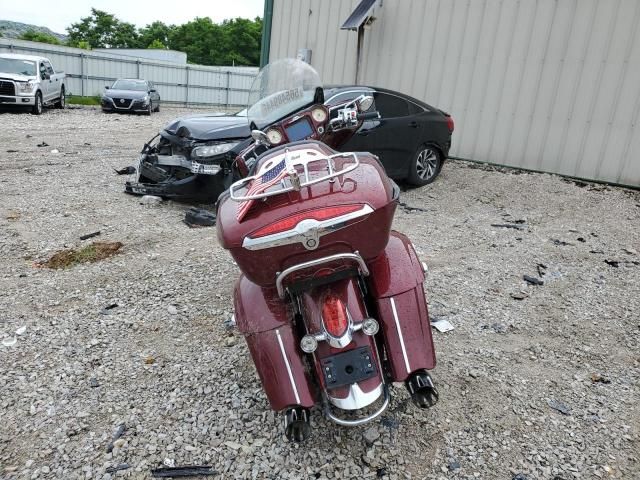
111 80 148 91
0 58 36 76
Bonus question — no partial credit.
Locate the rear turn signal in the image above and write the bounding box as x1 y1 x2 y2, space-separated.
322 296 349 338
251 204 365 238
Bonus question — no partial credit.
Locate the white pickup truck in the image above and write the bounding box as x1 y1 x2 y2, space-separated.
0 53 66 114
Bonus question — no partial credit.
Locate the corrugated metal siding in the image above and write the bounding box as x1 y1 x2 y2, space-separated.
270 0 359 84
269 0 640 186
0 39 258 107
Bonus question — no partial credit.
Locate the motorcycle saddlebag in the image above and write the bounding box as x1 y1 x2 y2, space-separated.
233 274 316 411
367 231 436 382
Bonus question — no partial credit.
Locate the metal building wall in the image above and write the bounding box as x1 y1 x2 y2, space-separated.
0 39 258 107
268 0 640 187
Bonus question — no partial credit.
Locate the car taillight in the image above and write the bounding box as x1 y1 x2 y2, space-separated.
322 296 349 337
446 115 454 133
250 204 365 238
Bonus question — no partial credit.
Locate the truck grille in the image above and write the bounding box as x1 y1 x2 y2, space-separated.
113 98 132 108
0 80 15 96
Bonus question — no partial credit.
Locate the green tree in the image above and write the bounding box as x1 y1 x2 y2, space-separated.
168 17 223 65
67 8 139 48
218 17 262 66
147 39 166 49
138 21 175 48
167 16 262 66
18 30 62 45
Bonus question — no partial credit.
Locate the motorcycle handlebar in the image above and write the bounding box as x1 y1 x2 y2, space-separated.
358 111 380 121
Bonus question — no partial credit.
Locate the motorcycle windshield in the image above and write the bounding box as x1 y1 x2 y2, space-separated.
247 58 322 129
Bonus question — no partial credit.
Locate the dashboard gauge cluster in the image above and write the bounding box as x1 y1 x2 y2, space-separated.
263 104 330 146
311 107 328 123
266 128 283 145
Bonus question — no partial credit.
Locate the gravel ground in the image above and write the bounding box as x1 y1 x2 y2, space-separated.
0 106 639 480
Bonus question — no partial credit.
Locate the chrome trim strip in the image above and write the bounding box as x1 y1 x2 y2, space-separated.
242 204 374 251
324 384 390 427
275 252 369 298
275 329 300 405
327 382 383 410
390 297 411 374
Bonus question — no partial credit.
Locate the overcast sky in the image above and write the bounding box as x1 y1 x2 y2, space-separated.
2 0 265 34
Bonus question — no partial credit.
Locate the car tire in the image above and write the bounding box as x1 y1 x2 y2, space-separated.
408 145 443 186
155 103 160 112
146 102 152 116
32 92 43 115
55 87 65 109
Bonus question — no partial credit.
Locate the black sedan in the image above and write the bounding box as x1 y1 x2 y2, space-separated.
325 86 453 186
101 79 160 115
123 86 453 202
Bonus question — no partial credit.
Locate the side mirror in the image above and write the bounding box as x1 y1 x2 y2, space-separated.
149 88 157 93
105 86 110 89
358 95 374 112
251 130 271 146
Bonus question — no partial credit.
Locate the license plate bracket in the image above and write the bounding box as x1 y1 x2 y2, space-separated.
321 346 377 388
191 161 221 175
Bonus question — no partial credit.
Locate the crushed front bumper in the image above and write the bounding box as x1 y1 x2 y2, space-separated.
124 148 231 203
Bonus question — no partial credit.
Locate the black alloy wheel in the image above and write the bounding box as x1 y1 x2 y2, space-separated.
408 145 442 186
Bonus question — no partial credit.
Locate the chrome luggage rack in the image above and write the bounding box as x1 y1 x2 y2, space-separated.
229 147 360 202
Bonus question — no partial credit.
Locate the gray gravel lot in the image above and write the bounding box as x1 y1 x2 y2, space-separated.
0 106 639 480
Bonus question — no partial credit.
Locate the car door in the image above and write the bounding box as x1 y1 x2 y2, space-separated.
43 61 56 102
360 92 419 177
149 81 160 104
38 61 51 100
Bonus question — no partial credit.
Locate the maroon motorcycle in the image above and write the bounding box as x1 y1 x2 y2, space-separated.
216 59 438 441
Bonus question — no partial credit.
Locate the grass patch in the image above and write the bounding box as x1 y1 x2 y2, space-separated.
67 95 101 106
40 241 123 269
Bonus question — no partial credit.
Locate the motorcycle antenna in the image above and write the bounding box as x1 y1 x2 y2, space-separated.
313 86 324 105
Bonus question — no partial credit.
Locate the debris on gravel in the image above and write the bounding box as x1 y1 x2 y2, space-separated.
38 240 123 268
1 107 639 479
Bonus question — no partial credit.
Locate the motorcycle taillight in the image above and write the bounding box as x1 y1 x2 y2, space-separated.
322 296 349 338
250 204 365 238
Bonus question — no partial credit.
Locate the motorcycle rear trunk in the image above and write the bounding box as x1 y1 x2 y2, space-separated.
217 142 436 430
217 142 396 285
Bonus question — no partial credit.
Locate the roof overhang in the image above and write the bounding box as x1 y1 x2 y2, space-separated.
341 0 377 31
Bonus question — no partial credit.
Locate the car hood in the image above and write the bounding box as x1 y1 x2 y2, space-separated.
162 113 250 141
104 89 148 99
0 73 36 82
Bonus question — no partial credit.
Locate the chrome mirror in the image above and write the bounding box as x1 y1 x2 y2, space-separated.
251 129 271 146
358 95 374 112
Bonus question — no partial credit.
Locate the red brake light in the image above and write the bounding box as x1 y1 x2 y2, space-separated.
446 115 454 133
322 296 348 337
251 204 365 238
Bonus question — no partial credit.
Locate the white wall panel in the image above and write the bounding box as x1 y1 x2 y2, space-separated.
269 0 640 186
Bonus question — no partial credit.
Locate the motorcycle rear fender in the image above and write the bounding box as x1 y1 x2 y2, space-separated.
368 231 436 381
298 277 384 407
234 274 316 411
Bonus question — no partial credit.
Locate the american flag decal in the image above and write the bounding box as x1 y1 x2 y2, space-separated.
236 157 289 221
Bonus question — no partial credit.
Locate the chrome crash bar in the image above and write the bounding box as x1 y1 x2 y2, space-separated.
275 251 369 299
323 384 390 427
229 149 360 202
